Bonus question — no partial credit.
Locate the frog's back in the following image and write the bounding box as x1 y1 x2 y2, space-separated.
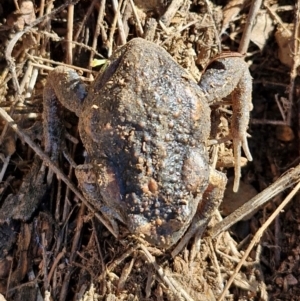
80 39 211 247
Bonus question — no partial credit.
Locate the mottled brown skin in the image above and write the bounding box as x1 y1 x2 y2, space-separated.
44 38 252 248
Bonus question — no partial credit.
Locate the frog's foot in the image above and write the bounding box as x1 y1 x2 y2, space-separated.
199 55 253 192
171 167 227 257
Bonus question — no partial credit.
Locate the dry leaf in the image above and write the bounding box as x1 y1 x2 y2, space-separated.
284 274 298 286
275 23 300 67
250 10 274 50
0 294 7 301
221 0 245 34
6 0 36 31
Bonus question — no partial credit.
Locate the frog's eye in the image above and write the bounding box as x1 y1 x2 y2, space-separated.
182 148 209 193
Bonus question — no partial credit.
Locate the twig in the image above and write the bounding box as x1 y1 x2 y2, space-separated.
58 270 72 301
32 30 105 58
139 244 194 301
27 270 44 301
0 155 11 182
208 239 224 294
27 54 93 74
99 0 108 43
91 223 106 294
217 180 300 301
251 119 287 125
1 0 81 154
204 0 221 52
107 0 125 56
111 0 127 46
42 232 50 291
5 0 81 94
59 203 86 301
160 0 184 27
97 247 137 283
274 94 287 121
117 257 135 292
210 163 300 238
47 249 67 284
287 0 300 126
36 0 46 57
171 216 208 257
13 0 19 10
266 151 282 267
25 65 39 99
129 0 144 36
66 4 74 64
74 0 98 42
238 0 263 54
19 60 33 95
88 0 106 72
160 19 207 46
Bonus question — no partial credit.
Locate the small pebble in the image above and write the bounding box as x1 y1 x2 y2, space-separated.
276 125 295 142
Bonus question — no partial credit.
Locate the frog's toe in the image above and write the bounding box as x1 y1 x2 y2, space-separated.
242 133 253 162
232 133 253 192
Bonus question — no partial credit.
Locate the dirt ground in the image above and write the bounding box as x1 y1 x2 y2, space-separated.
0 0 299 300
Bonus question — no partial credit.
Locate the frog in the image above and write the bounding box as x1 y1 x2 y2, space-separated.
43 38 252 248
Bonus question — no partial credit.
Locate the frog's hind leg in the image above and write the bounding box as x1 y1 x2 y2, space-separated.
75 163 124 237
171 168 226 257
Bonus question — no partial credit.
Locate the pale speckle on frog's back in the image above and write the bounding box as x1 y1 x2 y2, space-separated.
78 38 212 247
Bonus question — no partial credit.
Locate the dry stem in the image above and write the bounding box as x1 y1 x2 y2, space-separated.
217 180 300 301
238 0 263 54
210 163 300 238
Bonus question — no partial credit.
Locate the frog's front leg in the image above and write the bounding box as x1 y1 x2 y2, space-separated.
199 56 253 192
43 67 87 164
